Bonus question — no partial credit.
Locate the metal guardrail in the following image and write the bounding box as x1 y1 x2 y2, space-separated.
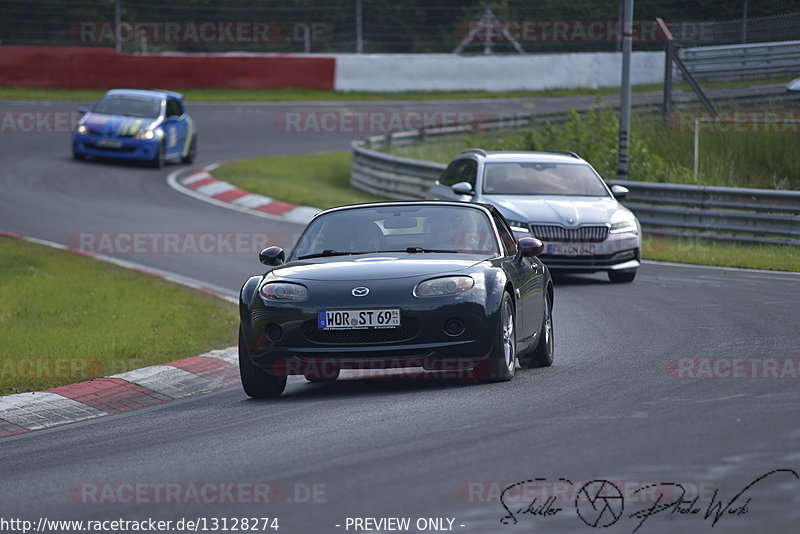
679 40 800 82
350 113 800 247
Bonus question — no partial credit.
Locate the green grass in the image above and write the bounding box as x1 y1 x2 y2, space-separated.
210 151 382 209
0 76 791 102
642 235 800 272
387 108 800 190
0 236 238 395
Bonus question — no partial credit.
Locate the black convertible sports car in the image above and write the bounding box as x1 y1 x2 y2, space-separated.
238 201 554 397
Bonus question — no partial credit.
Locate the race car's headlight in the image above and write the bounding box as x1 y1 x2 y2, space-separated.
260 282 308 302
609 212 639 234
414 276 474 297
76 124 88 134
134 129 156 140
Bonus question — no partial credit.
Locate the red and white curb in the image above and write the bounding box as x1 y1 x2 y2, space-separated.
168 163 320 225
0 231 242 439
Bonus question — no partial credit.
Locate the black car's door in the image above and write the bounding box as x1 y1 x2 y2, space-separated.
493 212 543 344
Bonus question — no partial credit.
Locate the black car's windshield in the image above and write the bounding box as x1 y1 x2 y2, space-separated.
94 95 162 118
291 205 499 260
482 162 610 196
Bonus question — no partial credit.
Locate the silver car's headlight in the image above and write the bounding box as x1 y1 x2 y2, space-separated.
609 212 639 234
506 219 529 233
260 282 308 302
414 276 474 297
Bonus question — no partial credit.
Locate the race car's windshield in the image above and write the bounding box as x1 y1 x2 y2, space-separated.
93 95 162 118
483 162 610 196
292 205 499 260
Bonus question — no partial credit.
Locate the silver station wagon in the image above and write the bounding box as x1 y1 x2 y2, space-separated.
427 150 641 283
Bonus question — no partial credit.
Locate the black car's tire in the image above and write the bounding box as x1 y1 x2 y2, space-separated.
238 328 287 398
151 141 166 168
305 367 340 382
72 151 86 161
475 292 516 382
520 291 554 368
608 269 636 283
182 135 197 164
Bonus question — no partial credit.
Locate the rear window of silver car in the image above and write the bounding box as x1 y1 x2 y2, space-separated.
482 162 610 196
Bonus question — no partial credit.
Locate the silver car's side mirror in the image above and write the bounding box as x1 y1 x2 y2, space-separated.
451 182 473 196
611 185 629 199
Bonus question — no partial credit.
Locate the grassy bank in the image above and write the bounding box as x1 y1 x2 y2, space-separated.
210 151 799 272
388 107 800 190
211 151 382 209
0 236 238 395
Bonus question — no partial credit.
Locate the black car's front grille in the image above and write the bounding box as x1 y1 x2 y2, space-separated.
303 318 420 345
530 225 609 243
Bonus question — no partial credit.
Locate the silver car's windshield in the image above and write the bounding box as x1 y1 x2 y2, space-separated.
94 95 162 118
291 205 499 260
483 162 610 196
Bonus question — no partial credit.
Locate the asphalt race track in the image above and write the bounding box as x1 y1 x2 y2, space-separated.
1 93 799 533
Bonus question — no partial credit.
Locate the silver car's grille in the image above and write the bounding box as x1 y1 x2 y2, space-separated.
530 225 609 243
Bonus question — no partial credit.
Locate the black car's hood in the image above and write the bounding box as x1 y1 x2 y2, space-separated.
270 254 487 281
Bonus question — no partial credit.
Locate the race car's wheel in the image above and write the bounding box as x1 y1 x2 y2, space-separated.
520 290 554 368
305 367 340 382
151 141 166 169
608 269 636 283
475 292 516 382
182 135 197 164
238 328 287 398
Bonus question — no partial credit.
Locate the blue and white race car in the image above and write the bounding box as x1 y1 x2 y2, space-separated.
72 89 196 168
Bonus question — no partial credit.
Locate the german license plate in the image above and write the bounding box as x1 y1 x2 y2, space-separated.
96 138 123 148
547 243 596 256
318 309 400 330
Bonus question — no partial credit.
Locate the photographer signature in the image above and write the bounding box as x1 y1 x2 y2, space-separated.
499 469 798 531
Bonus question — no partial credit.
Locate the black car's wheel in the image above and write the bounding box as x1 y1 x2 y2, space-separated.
151 141 166 168
520 290 554 368
182 135 197 164
72 151 86 161
238 328 287 398
475 292 516 382
608 269 636 283
305 367 340 382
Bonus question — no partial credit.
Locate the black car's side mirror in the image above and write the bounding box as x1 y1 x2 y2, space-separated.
517 237 544 257
611 184 629 199
259 246 285 266
451 182 473 196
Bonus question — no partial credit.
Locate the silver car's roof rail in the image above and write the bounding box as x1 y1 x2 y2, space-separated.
548 150 581 159
460 148 487 156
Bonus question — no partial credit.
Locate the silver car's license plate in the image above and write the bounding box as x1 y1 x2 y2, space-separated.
318 309 400 330
547 243 596 256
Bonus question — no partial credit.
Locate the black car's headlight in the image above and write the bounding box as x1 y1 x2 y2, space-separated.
260 282 308 302
414 276 474 297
